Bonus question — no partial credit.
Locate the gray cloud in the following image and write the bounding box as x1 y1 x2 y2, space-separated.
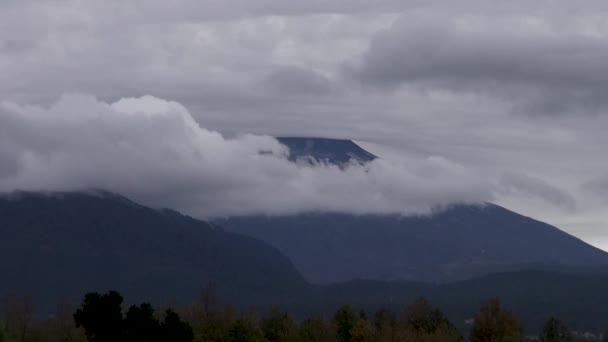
349 13 608 114
0 0 542 25
499 172 576 211
262 66 334 95
0 94 494 217
581 176 608 200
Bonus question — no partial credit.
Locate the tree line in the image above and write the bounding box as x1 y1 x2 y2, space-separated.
0 289 604 341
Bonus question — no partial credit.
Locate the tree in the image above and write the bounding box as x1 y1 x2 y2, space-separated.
74 291 193 342
123 303 160 341
200 283 218 319
333 305 356 342
372 308 396 342
181 283 224 341
404 297 435 335
47 298 86 342
160 309 193 342
260 306 295 342
297 317 333 342
400 298 462 342
470 298 523 342
73 291 124 342
16 295 35 342
0 295 8 336
0 294 36 342
228 317 264 342
351 318 373 342
195 305 238 342
539 317 571 342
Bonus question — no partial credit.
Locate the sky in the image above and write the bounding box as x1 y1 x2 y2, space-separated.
1 1 608 250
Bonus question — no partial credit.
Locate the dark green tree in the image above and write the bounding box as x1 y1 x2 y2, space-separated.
333 305 356 342
260 306 295 342
402 298 463 341
297 317 333 342
160 309 193 342
74 291 192 342
228 318 264 342
123 303 160 341
539 317 571 342
73 291 124 342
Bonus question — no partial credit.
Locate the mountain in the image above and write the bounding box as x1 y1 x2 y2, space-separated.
0 190 308 311
219 137 608 284
2 189 608 333
276 137 377 165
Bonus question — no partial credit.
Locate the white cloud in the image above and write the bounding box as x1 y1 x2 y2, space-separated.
0 94 494 217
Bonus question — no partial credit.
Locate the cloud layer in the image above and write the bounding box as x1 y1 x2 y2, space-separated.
349 13 608 115
0 94 495 217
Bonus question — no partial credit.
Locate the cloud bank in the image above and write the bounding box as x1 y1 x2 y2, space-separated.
0 94 495 218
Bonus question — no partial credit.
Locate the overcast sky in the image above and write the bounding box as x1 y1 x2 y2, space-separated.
2 1 608 250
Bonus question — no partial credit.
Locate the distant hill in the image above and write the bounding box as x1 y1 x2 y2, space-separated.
277 137 377 165
221 137 608 284
0 190 308 311
308 270 608 334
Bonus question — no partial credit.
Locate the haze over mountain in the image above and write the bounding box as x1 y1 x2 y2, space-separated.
221 138 608 283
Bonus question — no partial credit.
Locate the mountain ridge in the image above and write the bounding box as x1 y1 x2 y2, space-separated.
0 190 309 311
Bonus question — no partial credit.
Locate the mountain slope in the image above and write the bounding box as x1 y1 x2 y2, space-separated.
220 137 608 284
219 206 608 283
0 190 308 310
